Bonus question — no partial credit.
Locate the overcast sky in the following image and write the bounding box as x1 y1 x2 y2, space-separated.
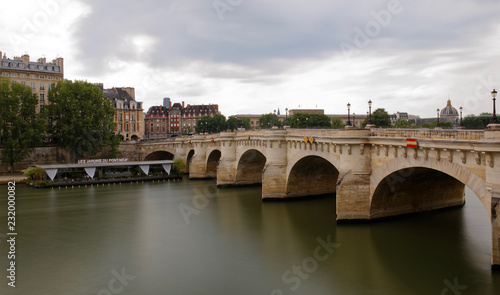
1 0 499 117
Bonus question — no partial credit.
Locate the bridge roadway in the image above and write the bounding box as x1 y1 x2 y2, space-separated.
120 128 500 268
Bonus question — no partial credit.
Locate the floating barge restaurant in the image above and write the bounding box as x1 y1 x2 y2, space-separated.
35 160 177 187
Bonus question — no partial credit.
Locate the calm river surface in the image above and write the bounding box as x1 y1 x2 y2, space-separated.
1 179 499 295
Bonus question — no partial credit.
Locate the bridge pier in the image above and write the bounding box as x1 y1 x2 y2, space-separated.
262 130 288 199
189 143 208 179
336 141 372 220
217 133 237 186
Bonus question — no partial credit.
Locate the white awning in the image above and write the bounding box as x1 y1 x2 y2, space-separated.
140 165 150 175
84 167 96 179
162 164 172 174
45 169 58 181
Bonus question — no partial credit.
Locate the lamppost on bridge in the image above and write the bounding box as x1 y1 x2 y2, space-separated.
353 113 356 128
436 108 441 129
458 106 464 129
346 103 352 126
306 117 309 129
285 108 288 126
365 100 375 129
490 89 499 124
273 109 277 127
296 118 299 128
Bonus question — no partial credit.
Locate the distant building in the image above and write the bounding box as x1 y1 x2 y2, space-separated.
145 106 169 139
102 86 144 141
390 112 409 123
440 99 459 118
288 109 324 116
144 101 220 138
0 51 64 113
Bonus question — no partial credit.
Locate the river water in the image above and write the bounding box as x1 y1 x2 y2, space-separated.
1 179 499 295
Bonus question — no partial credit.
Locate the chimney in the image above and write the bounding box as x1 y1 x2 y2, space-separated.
182 101 185 109
21 54 30 66
169 101 172 109
38 57 46 65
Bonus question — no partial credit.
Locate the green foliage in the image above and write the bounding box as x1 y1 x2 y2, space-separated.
241 117 252 130
463 115 491 129
173 157 186 176
0 78 46 171
331 117 345 129
195 114 227 133
289 113 331 129
420 121 453 129
258 113 281 129
22 166 46 182
227 117 237 131
47 80 118 160
392 119 416 128
371 108 391 128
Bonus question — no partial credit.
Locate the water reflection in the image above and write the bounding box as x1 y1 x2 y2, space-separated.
0 181 498 294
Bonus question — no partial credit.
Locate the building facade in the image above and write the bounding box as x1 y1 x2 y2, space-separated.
144 101 220 138
0 52 64 113
101 86 144 141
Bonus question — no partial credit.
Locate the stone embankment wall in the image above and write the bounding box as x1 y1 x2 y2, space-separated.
0 142 139 173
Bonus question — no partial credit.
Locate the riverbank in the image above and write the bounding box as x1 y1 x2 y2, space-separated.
0 174 27 184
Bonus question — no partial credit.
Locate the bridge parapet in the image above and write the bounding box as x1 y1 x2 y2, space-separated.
371 128 484 140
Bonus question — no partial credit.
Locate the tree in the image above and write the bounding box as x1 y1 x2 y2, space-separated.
241 117 252 130
371 108 391 127
0 78 46 172
392 119 415 128
227 116 237 131
463 115 491 129
331 117 345 129
289 113 331 129
420 121 453 129
212 114 227 133
259 113 281 129
195 114 227 134
47 80 118 160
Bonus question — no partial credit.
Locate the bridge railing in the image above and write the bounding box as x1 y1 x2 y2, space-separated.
370 128 485 140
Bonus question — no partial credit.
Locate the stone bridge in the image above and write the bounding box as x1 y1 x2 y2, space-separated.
124 128 500 268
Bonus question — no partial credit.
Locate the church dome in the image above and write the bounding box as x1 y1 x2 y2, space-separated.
440 99 459 117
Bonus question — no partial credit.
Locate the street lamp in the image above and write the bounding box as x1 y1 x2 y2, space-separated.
285 108 288 126
367 100 373 125
346 103 352 126
459 106 464 128
436 108 441 128
491 89 498 124
296 118 299 128
353 113 356 128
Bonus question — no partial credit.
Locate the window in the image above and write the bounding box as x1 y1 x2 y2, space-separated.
11 73 17 77
39 75 45 79
118 124 122 131
48 83 52 90
132 123 136 132
125 124 129 132
2 73 8 77
40 83 44 90
49 76 54 80
118 114 122 122
21 81 26 86
21 74 26 78
30 82 35 90
12 81 17 84
132 114 136 122
40 105 45 113
30 75 36 79
40 94 45 102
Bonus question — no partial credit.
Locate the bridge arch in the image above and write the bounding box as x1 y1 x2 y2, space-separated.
186 149 195 172
286 155 339 198
370 158 490 219
206 149 221 178
145 150 174 161
235 149 267 185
